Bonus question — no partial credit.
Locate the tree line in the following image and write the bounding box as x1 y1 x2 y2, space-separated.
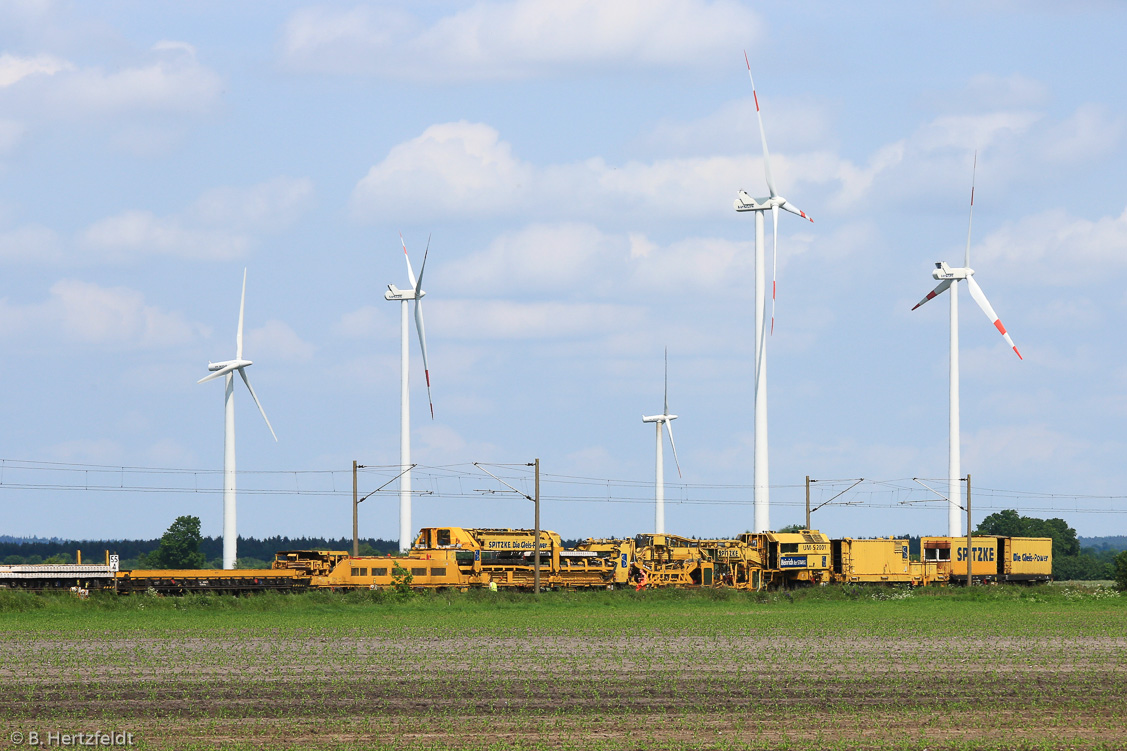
0 518 398 569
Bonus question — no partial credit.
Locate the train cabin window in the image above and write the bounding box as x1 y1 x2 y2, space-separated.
780 543 799 554
359 568 367 577
350 568 359 576
411 568 427 577
431 568 446 577
373 568 388 577
437 529 452 546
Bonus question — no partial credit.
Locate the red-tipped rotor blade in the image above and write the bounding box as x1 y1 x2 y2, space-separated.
911 279 953 311
966 276 1022 360
744 51 777 199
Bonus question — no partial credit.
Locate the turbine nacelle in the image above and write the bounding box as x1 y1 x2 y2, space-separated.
385 283 423 302
207 358 252 372
932 261 972 281
734 191 771 211
734 192 813 223
642 414 678 424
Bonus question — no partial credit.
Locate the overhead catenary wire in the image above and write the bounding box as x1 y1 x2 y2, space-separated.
0 459 1123 516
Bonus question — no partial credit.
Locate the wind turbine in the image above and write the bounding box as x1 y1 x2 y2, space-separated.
732 52 813 533
384 233 433 553
642 349 682 534
198 268 277 570
911 154 1022 537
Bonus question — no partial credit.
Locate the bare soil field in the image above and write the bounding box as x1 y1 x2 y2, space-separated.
1 588 1125 750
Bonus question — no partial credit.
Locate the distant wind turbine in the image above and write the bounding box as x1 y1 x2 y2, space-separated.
384 233 433 553
911 154 1022 537
198 268 277 570
642 349 682 534
733 52 813 533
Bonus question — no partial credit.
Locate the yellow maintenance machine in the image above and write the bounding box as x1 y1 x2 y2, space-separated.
271 527 628 590
631 534 717 587
743 529 833 588
411 527 625 589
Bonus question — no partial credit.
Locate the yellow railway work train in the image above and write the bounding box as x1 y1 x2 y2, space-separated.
1 527 1053 594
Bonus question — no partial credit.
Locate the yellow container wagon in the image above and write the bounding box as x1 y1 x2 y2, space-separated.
831 538 918 584
999 537 1053 582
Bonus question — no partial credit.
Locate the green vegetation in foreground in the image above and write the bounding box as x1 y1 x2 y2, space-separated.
2 584 1124 751
0 582 1122 631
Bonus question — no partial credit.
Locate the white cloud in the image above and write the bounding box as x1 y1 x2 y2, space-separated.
0 52 73 87
351 121 834 224
355 105 1103 228
352 122 533 220
434 220 872 306
49 279 206 346
0 279 208 348
975 206 1127 285
82 210 250 261
628 234 750 291
0 43 223 154
45 42 222 117
282 0 762 80
81 177 314 263
247 320 316 362
1039 104 1124 164
439 223 618 291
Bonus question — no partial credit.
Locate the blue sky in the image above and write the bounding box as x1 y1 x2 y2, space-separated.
1 1 1124 544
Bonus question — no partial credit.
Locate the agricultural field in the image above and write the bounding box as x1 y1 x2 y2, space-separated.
1 585 1125 750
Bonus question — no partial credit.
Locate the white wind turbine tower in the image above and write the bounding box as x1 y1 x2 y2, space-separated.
641 349 682 534
198 269 277 570
384 234 433 553
732 52 813 533
912 155 1022 537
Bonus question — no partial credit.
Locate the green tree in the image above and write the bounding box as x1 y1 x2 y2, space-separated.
976 510 1080 560
1114 551 1127 591
146 516 207 569
976 509 1025 537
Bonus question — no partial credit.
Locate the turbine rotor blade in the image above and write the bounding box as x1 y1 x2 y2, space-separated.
911 279 953 311
663 347 669 416
771 204 778 335
415 234 430 297
238 367 278 441
744 51 777 198
965 276 1022 360
780 201 813 223
399 232 418 289
197 363 238 384
965 151 977 268
414 297 434 419
236 268 247 360
665 420 682 478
